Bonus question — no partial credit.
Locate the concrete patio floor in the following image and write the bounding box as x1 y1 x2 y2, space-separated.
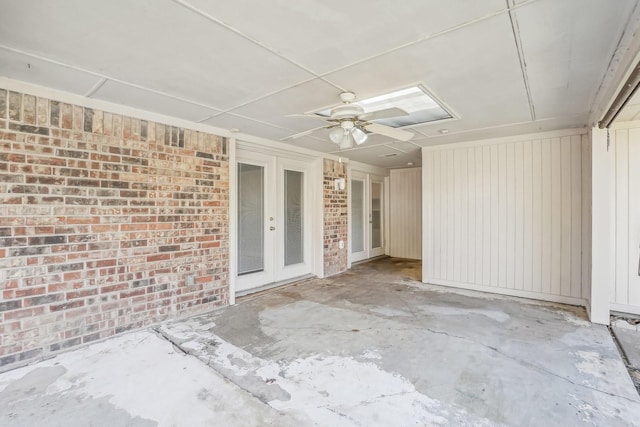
1 258 639 426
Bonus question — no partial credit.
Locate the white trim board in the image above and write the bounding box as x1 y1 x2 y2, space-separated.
228 138 237 305
422 128 588 152
236 139 323 163
348 160 389 177
425 278 588 308
610 119 640 129
611 303 640 316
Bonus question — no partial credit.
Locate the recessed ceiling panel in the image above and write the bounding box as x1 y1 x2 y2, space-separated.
184 0 506 74
514 0 639 120
0 47 102 95
0 0 313 111
324 13 531 133
91 80 221 122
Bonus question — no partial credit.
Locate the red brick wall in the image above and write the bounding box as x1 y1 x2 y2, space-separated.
0 89 229 369
323 159 348 276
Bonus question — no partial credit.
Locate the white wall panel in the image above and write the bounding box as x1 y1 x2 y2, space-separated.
390 168 422 259
609 124 640 314
423 130 591 305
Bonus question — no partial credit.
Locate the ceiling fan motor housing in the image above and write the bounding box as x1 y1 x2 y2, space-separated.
330 103 364 120
330 92 364 119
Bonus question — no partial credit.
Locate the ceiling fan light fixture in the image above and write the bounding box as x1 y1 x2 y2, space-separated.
352 127 368 145
339 135 353 150
329 127 344 144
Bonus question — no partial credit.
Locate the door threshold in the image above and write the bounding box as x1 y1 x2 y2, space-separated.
235 274 315 300
351 255 389 266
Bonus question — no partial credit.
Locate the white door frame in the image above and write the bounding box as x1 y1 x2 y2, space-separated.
233 142 321 295
349 170 386 265
275 157 313 281
235 150 277 292
369 176 385 258
350 172 368 263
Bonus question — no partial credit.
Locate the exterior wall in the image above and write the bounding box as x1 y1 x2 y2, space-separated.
0 89 229 369
389 167 422 259
323 159 348 276
609 123 640 315
422 130 592 305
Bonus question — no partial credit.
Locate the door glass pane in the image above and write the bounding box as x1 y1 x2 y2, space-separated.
352 180 364 253
238 163 264 275
371 181 382 248
284 170 304 266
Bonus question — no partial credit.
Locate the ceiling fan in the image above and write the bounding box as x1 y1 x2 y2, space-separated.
282 92 415 149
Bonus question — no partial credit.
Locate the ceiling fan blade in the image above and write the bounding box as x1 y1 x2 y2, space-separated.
358 107 408 121
364 122 414 141
285 113 336 123
281 125 333 141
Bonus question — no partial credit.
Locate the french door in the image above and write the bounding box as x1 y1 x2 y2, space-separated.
351 173 385 263
236 151 311 293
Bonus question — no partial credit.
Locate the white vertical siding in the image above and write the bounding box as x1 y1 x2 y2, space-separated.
390 168 422 259
610 125 640 314
422 130 591 305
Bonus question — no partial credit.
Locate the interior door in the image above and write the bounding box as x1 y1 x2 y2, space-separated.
236 151 311 294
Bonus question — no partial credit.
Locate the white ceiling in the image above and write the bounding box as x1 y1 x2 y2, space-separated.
1 0 639 168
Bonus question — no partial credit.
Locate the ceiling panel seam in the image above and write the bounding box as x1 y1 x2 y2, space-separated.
170 0 537 116
216 0 538 123
84 78 108 97
507 0 536 122
196 114 216 123
414 129 433 138
172 0 343 94
210 76 322 116
316 0 542 83
386 144 409 154
407 141 425 148
214 111 301 133
0 44 223 114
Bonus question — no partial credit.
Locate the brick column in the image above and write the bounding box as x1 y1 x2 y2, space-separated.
323 159 348 276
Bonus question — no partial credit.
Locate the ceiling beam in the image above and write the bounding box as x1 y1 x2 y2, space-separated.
506 0 536 122
589 0 640 126
598 61 640 128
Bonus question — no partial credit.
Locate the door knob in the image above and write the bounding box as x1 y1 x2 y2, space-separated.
269 226 276 231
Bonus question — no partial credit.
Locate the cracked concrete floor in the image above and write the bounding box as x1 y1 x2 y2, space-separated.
2 258 640 426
